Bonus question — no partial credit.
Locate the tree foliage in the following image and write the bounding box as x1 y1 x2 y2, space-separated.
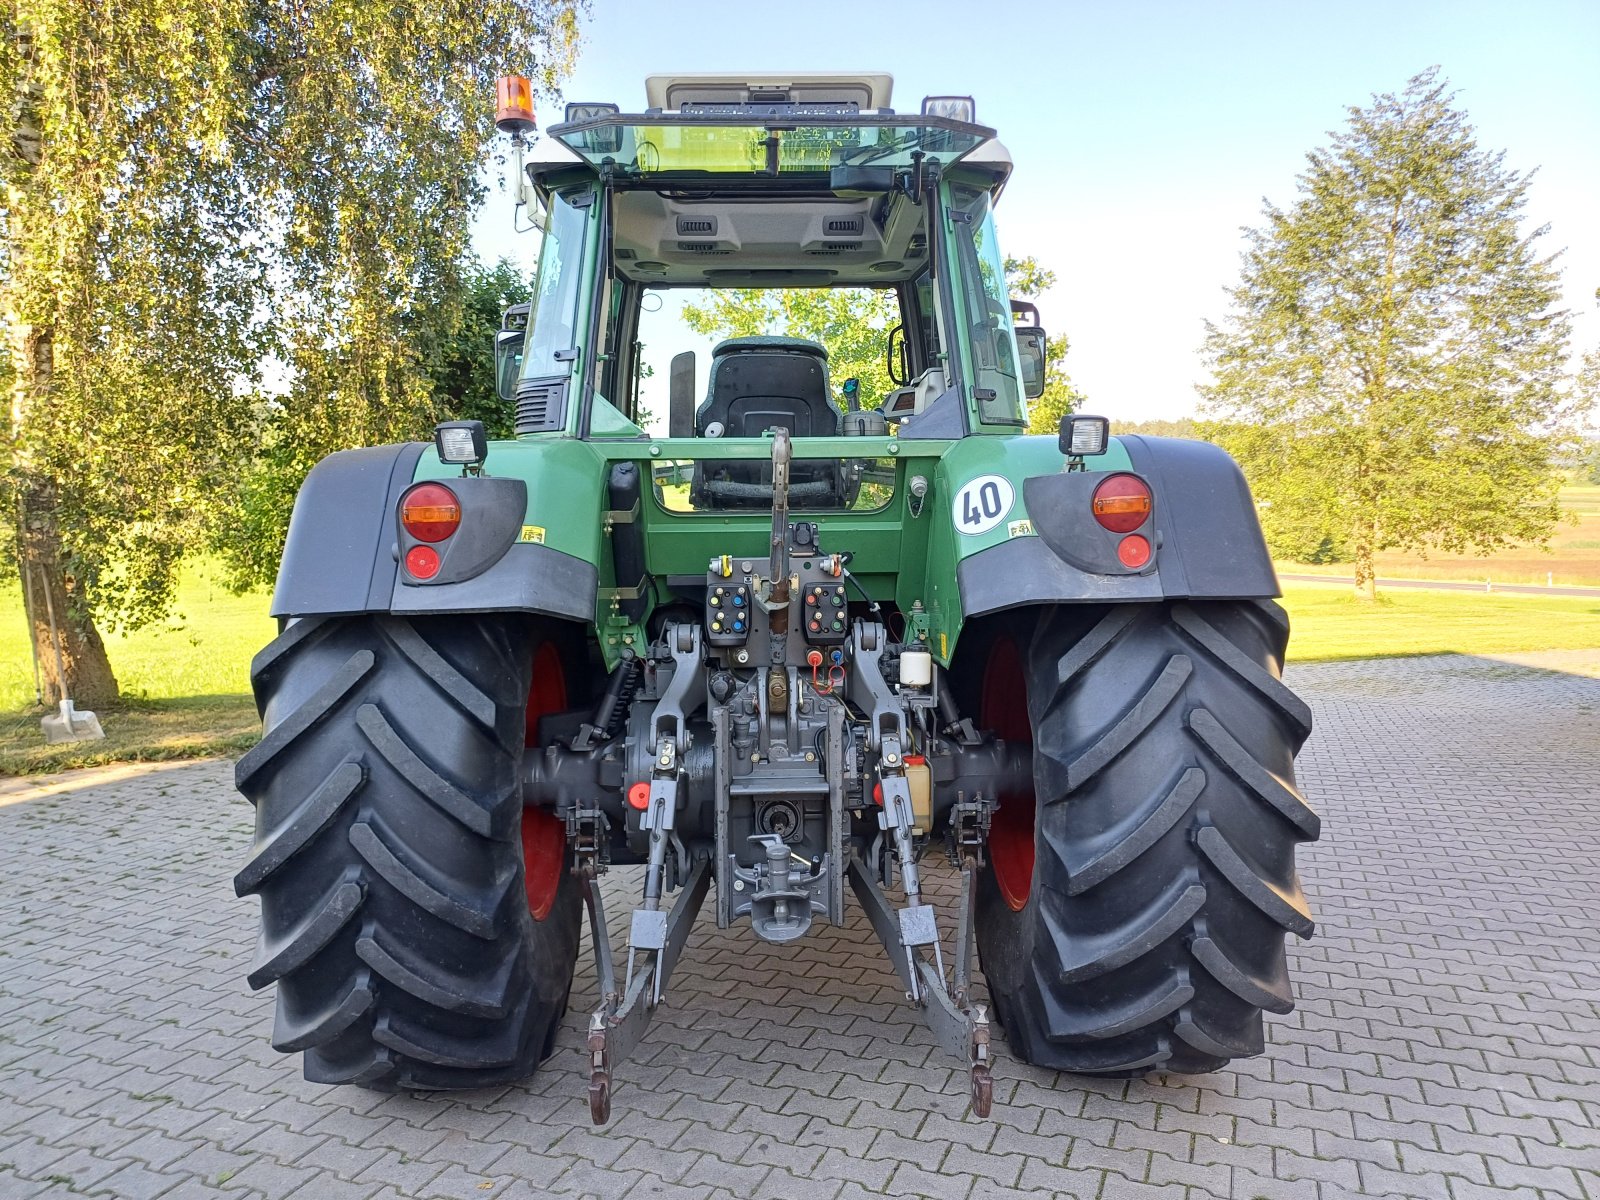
431 259 537 440
1005 256 1087 436
2 1 581 705
1114 418 1198 439
1200 69 1583 598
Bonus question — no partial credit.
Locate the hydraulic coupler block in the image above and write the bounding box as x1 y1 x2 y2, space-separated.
706 581 751 646
802 582 849 643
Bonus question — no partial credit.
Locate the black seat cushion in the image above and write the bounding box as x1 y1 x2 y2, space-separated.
692 338 844 509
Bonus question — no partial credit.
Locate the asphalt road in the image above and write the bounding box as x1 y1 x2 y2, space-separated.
1279 571 1600 597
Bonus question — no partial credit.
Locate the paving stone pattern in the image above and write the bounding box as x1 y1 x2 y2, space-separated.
2 651 1598 1199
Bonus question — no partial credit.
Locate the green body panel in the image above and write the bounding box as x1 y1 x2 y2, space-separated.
414 433 1136 667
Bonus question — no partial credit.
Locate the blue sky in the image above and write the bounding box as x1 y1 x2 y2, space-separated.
472 0 1600 422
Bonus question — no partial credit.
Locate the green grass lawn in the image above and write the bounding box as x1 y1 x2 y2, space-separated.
2 567 1596 774
1 562 275 775
1280 580 1600 661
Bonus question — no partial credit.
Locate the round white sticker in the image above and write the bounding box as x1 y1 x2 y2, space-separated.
952 475 1015 536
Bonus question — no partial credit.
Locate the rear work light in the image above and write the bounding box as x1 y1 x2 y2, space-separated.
401 482 461 542
1091 474 1152 534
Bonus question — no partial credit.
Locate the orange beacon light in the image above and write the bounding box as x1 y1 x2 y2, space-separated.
495 75 536 135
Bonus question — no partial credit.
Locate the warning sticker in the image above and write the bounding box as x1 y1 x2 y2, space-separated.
1007 519 1034 538
519 525 546 545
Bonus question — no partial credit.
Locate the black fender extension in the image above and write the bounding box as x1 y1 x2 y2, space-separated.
271 443 597 621
957 435 1278 618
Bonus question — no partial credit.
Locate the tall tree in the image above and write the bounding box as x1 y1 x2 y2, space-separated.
1200 69 1582 599
3 2 581 705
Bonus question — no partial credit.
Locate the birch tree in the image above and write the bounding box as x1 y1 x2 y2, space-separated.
3 1 581 705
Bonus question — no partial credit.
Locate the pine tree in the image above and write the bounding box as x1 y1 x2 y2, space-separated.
1200 69 1582 599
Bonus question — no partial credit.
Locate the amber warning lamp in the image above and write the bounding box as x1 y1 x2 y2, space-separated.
495 75 536 135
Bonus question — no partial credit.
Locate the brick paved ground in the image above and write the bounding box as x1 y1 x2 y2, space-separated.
1 650 1597 1200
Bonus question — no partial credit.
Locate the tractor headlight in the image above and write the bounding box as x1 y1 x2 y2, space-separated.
435 420 488 467
1059 415 1110 458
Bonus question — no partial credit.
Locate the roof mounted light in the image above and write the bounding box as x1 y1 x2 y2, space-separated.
495 75 536 135
921 95 976 123
564 102 619 124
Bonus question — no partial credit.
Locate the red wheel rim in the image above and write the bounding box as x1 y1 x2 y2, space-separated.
522 641 568 921
982 637 1035 912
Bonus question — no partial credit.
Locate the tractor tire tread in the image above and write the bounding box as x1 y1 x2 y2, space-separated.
234 760 364 895
236 614 582 1091
977 600 1318 1077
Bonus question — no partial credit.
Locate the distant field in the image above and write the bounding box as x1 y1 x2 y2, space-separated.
3 562 1597 773
1279 481 1600 587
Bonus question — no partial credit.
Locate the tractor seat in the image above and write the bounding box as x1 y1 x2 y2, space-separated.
695 336 838 439
692 337 845 509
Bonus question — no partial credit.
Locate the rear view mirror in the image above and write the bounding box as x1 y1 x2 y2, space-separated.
669 351 696 438
1014 326 1047 400
495 302 531 402
494 330 524 402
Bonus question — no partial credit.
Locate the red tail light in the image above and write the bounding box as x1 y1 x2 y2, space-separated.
404 545 441 579
1091 474 1152 533
401 483 461 542
1117 534 1152 569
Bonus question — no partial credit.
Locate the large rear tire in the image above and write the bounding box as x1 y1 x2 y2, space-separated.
972 600 1320 1075
234 614 583 1090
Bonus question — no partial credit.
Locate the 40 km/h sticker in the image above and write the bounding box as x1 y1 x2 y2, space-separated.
953 475 1015 536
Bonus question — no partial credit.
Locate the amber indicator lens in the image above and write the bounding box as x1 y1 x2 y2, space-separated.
495 75 536 134
401 482 461 542
1091 474 1152 534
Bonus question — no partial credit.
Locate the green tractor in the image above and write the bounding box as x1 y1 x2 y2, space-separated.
235 73 1319 1122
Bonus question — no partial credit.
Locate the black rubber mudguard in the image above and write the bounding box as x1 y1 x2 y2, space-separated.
958 435 1278 618
271 444 597 622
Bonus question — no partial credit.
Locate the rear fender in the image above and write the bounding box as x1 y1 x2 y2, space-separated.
937 434 1277 654
271 441 601 622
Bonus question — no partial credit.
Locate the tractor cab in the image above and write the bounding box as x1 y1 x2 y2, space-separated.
492 72 1047 462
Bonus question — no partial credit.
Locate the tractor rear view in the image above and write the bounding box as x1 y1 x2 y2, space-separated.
234 73 1320 1122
